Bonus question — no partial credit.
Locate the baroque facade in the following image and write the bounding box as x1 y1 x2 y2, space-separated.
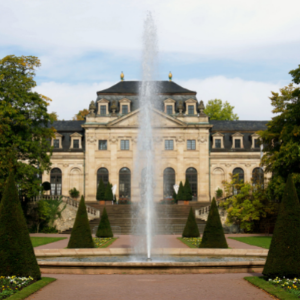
42 81 268 202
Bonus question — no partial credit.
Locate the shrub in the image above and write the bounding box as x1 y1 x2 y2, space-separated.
42 181 51 192
172 188 177 202
104 182 113 201
177 181 185 200
96 178 105 201
96 207 113 238
263 174 300 278
184 179 192 201
182 207 200 237
0 172 41 279
69 187 80 198
67 196 94 248
216 188 223 198
199 197 228 248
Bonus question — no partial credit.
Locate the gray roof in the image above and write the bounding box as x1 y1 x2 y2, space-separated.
97 81 196 95
210 120 268 132
51 121 85 132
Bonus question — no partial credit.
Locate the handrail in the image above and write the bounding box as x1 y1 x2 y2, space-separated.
30 195 100 218
197 195 232 216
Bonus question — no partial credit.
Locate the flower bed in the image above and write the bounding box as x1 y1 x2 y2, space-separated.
0 276 35 299
268 277 300 297
93 237 116 248
178 237 202 248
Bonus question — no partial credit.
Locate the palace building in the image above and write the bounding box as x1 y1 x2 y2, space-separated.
43 80 267 202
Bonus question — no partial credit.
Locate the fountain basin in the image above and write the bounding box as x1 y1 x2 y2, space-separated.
35 248 268 274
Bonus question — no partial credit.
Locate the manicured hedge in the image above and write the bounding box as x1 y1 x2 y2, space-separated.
96 207 113 238
182 207 200 237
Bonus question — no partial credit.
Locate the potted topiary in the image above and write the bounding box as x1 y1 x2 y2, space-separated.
42 181 51 195
177 181 185 205
69 187 80 200
216 188 223 199
104 182 113 205
96 178 106 205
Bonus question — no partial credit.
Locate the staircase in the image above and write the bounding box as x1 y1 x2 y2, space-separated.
63 202 208 235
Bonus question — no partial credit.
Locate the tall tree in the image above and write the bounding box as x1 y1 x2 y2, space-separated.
204 99 239 121
73 109 89 120
0 55 55 198
258 76 300 200
0 172 41 279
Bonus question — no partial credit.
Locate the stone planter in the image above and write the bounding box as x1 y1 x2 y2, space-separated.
178 200 189 205
99 200 105 205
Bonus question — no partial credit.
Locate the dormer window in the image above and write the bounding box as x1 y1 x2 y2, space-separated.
212 132 224 149
73 139 79 149
188 105 194 115
185 99 197 116
164 98 175 115
251 133 261 149
70 132 82 149
53 139 60 148
166 105 173 115
52 133 63 149
121 105 129 114
232 132 244 149
97 98 109 115
100 105 106 115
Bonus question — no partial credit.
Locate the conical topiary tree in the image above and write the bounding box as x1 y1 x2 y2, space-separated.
177 181 185 200
184 178 193 201
104 182 113 201
96 178 105 201
173 188 177 202
68 196 94 248
199 197 228 248
182 207 200 237
263 174 300 278
0 172 41 279
96 207 113 237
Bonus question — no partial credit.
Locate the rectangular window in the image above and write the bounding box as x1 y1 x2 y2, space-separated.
166 105 173 115
98 140 107 150
100 105 106 115
254 138 260 148
235 139 241 148
165 140 174 150
187 140 196 150
73 139 79 149
122 105 128 114
53 139 60 148
188 105 194 115
215 139 221 149
121 140 129 150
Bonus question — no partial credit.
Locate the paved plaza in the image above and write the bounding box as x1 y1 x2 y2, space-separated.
27 273 272 300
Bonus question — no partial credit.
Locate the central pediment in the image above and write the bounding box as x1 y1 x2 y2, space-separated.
107 108 186 128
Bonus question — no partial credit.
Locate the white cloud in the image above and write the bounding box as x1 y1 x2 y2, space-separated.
1 0 300 61
35 76 284 120
178 76 284 120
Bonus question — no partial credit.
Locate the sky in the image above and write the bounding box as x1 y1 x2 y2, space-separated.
1 0 300 120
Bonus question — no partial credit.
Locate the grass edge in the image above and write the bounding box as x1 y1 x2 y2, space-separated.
6 277 56 300
97 237 118 248
244 276 299 300
177 237 198 248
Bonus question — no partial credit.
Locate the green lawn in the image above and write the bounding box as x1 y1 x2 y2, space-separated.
178 237 201 248
245 277 300 300
229 236 272 249
30 237 67 248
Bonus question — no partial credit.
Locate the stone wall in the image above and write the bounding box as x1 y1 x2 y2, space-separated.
53 202 98 232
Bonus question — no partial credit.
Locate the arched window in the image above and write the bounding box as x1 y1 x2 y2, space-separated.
233 168 244 183
119 168 131 199
97 168 109 188
163 168 175 198
252 168 264 187
232 168 244 195
50 168 62 195
186 168 197 200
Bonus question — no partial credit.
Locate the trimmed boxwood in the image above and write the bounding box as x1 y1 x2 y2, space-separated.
67 196 94 248
0 172 41 279
199 197 228 248
177 181 185 200
263 174 300 278
96 178 105 201
184 179 192 201
96 207 113 238
182 207 200 237
104 182 113 201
